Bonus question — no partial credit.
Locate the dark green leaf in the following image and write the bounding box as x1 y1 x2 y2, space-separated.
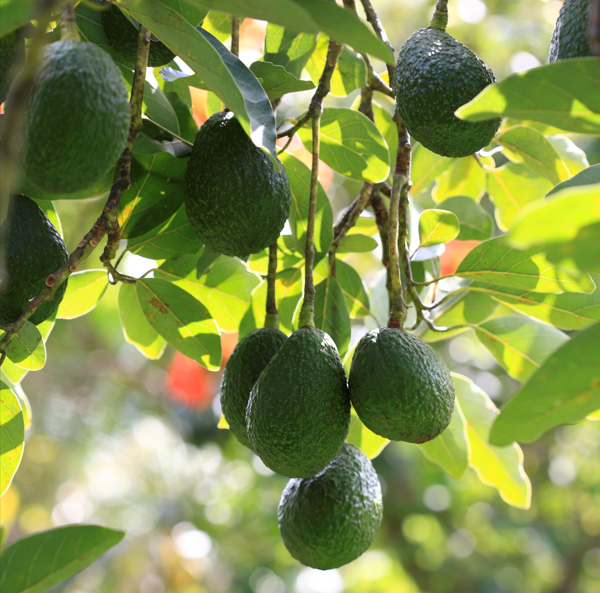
546 163 600 196
337 233 378 253
249 61 314 100
4 322 45 371
432 156 487 202
56 270 109 320
0 381 24 496
438 196 493 241
314 275 351 356
1 0 67 36
335 260 370 318
263 24 317 79
164 90 198 143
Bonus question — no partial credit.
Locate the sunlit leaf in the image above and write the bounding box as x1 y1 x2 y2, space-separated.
432 156 487 202
438 196 493 241
547 134 589 176
263 24 317 79
314 275 351 356
249 61 314 99
0 381 24 496
3 322 45 371
203 11 232 42
346 409 389 460
546 163 600 196
587 409 600 421
411 143 454 196
335 260 370 318
56 271 109 320
337 233 378 253
417 209 460 249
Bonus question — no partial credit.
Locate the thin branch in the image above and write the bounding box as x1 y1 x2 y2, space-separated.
358 0 395 81
264 242 279 329
231 16 240 57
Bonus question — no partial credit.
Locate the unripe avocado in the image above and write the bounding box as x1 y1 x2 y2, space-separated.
348 328 454 443
246 327 351 478
0 29 24 104
393 28 501 158
278 443 383 570
184 111 291 259
17 40 130 194
220 327 287 449
102 4 176 67
0 195 68 325
549 0 594 61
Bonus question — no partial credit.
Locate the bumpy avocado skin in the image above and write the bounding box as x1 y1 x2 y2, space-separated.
349 328 455 443
220 327 287 449
549 0 594 61
246 327 351 478
0 29 24 104
18 40 130 194
0 195 68 325
102 4 176 67
184 112 292 259
278 444 383 570
393 28 501 158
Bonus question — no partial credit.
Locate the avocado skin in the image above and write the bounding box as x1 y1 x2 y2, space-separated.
349 328 454 443
18 40 130 194
102 4 176 67
0 29 24 104
278 443 382 570
393 28 501 158
184 112 291 259
549 0 594 61
246 327 351 478
220 327 287 449
0 195 68 325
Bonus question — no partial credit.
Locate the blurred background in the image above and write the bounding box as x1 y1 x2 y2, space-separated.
2 0 600 592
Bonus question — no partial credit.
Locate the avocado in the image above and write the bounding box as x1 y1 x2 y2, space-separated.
278 443 383 569
102 4 176 67
348 328 454 443
0 195 68 325
393 28 501 158
0 29 24 104
220 327 287 449
184 111 291 259
549 0 594 61
17 40 130 194
246 326 351 478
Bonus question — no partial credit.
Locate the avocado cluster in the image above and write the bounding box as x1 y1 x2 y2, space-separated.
549 0 594 61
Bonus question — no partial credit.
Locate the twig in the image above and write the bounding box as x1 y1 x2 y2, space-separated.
264 242 279 329
358 0 395 81
231 16 240 57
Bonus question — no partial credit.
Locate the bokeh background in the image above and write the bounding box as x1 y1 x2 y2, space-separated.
2 1 600 592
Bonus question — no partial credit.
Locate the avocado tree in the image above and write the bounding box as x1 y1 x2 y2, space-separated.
1 0 600 589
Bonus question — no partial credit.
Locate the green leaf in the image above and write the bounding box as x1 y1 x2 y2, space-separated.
411 143 454 196
160 0 207 26
263 25 317 79
475 316 569 382
136 278 221 369
314 275 351 357
0 524 125 593
496 126 570 186
0 381 24 496
417 398 469 479
587 409 600 421
31 199 63 238
417 209 460 249
438 196 493 241
453 374 531 509
125 0 279 165
298 107 390 182
371 103 397 180
335 260 370 318
337 233 378 253
56 271 109 320
249 61 314 100
547 134 589 176
4 322 45 371
547 163 600 196
455 237 595 294
280 152 333 260
1 0 68 35
487 163 553 231
490 321 600 447
118 283 167 360
456 58 600 135
0 359 27 386
203 11 233 42
432 156 487 202
346 410 389 460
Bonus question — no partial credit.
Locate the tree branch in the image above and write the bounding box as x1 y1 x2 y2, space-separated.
264 242 279 329
231 16 240 57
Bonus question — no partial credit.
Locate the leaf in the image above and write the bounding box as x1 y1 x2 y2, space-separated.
417 209 460 249
335 260 370 318
346 410 389 460
314 276 351 356
456 58 600 135
125 0 279 165
547 163 600 196
432 156 487 202
137 278 221 369
298 107 390 182
1 0 69 36
203 11 233 42
371 103 397 179
0 524 125 593
337 233 378 253
411 143 454 195
496 126 570 186
0 382 24 496
490 321 600 447
263 24 317 79
249 61 314 100
455 237 595 294
280 152 333 260
587 409 600 421
453 374 531 509
56 271 108 320
417 398 469 480
547 134 589 176
487 163 553 231
437 196 493 241
475 316 569 382
4 322 45 371
31 199 63 238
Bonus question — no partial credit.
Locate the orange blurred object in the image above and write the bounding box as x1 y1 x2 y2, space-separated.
439 240 481 277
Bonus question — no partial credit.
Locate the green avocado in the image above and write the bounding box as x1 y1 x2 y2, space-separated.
17 40 130 195
102 4 176 67
184 111 291 259
246 326 351 478
220 327 287 449
348 328 454 443
549 0 594 62
0 29 24 104
278 443 383 570
393 28 501 158
0 195 68 325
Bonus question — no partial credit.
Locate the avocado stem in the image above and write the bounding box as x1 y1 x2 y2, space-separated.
60 3 80 42
264 242 280 329
429 0 449 31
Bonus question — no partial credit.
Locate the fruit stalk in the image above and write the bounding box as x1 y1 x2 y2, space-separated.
59 2 80 42
265 242 279 329
430 0 449 30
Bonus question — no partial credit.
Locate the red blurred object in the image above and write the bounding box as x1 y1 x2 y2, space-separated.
439 240 481 277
